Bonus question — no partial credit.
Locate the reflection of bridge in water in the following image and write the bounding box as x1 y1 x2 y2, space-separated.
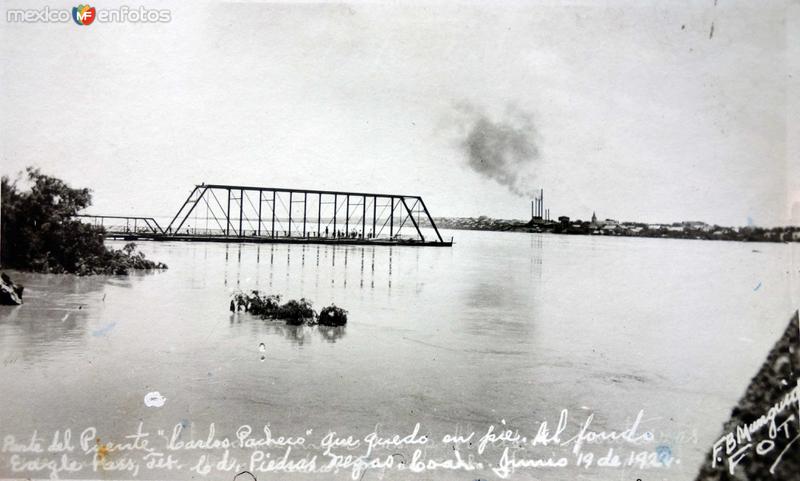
76 183 451 247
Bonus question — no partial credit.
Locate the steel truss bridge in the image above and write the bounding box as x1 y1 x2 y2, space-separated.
76 183 451 247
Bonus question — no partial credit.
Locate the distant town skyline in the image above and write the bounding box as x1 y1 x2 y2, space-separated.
1 1 798 227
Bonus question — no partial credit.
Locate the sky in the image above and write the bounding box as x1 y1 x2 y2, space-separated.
1 0 798 226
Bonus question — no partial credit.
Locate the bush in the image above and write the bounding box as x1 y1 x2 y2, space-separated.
230 292 317 325
230 293 345 327
1 168 167 275
318 305 348 326
230 291 282 316
276 298 316 325
248 292 282 316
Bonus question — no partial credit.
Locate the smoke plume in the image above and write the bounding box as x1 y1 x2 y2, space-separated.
449 102 540 197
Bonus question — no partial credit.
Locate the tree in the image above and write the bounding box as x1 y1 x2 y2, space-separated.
1 168 165 274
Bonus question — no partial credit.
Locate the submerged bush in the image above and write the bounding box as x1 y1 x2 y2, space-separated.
249 292 283 316
230 292 341 327
318 305 348 326
276 298 316 325
1 168 167 275
230 291 282 316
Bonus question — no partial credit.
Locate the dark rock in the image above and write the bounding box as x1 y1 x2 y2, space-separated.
0 272 24 305
695 311 799 481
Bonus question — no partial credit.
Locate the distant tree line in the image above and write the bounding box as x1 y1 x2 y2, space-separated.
425 216 799 243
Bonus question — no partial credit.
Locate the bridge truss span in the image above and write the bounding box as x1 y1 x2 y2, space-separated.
89 183 450 246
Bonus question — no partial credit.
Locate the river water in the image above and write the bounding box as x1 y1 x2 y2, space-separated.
0 230 797 480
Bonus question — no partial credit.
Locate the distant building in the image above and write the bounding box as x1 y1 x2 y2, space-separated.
682 221 710 231
590 211 600 229
682 221 706 228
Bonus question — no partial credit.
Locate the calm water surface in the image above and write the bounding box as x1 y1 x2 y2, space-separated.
1 230 797 480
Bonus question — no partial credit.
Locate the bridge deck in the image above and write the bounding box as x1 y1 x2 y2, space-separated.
105 232 453 247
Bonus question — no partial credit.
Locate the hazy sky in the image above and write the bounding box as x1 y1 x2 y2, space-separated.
2 0 798 226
